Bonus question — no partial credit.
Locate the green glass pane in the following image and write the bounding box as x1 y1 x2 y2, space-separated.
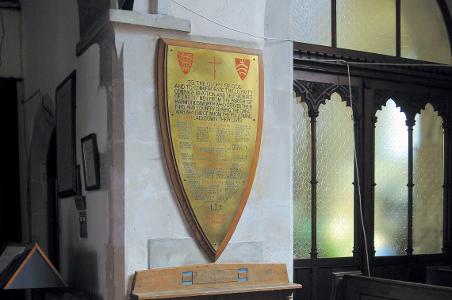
413 104 444 254
292 0 331 46
401 0 451 64
293 95 311 259
375 99 408 256
317 93 354 258
337 0 396 55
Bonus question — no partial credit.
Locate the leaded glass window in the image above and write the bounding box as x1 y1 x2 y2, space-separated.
317 94 354 258
375 99 408 256
293 95 312 259
293 90 354 259
413 104 444 254
292 0 331 46
374 99 444 257
291 0 452 64
401 0 451 64
337 0 396 55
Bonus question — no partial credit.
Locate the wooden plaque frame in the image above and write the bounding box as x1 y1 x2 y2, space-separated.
157 39 264 261
56 71 77 198
81 133 101 191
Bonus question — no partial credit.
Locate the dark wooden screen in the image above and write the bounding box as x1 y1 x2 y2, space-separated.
292 44 452 300
293 74 364 300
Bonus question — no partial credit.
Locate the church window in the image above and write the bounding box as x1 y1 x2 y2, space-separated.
317 94 354 258
292 0 451 64
292 0 332 46
374 99 408 256
293 91 355 259
292 1 451 296
293 97 312 259
413 104 444 254
401 0 451 64
337 0 396 56
374 100 444 257
292 70 450 298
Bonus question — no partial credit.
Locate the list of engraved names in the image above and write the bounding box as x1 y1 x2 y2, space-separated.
172 79 256 214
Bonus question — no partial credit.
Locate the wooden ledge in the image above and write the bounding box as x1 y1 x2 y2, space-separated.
134 283 302 299
131 263 301 300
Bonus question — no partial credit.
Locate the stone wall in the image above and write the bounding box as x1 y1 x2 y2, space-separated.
14 1 295 299
114 0 294 295
0 8 21 78
20 1 111 298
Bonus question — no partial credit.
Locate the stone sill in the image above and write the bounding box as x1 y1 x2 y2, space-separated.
76 9 191 56
110 9 191 33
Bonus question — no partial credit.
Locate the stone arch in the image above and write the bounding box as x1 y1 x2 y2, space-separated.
27 94 56 255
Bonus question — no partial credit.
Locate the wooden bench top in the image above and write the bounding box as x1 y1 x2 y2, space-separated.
131 263 301 299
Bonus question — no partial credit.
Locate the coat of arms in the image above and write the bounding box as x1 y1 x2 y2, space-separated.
177 52 194 75
235 58 250 80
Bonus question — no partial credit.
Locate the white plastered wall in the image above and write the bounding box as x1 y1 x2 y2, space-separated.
19 0 110 298
12 0 295 298
119 0 294 294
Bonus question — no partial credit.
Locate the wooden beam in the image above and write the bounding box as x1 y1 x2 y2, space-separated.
0 1 20 10
331 0 337 47
437 0 452 60
293 43 452 90
396 0 401 57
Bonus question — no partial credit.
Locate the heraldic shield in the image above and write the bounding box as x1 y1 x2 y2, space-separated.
157 39 264 261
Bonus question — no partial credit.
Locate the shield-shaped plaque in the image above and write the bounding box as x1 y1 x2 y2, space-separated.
157 39 263 261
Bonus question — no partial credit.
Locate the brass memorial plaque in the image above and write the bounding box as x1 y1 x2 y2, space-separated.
158 39 263 261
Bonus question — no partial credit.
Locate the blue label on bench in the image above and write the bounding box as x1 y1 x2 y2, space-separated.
182 271 193 285
238 268 248 282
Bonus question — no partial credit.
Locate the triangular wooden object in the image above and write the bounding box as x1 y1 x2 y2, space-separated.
2 243 67 290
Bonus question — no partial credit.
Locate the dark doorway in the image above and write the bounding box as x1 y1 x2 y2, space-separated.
0 79 24 299
46 131 59 268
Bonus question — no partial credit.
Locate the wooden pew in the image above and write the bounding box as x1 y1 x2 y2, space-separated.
427 266 452 288
330 271 362 300
336 274 452 300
